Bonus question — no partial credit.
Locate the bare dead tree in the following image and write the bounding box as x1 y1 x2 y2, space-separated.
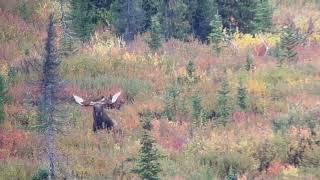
39 14 61 179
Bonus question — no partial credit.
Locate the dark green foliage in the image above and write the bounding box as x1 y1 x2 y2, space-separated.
245 51 254 71
186 60 195 78
32 168 49 180
69 0 114 41
0 74 8 124
208 13 224 55
216 78 231 126
90 0 114 21
253 0 273 33
191 0 217 41
164 86 179 121
272 107 320 135
278 23 303 64
201 151 253 179
226 166 237 180
70 0 96 41
177 60 199 89
237 79 247 111
7 66 17 86
142 0 160 30
17 1 32 22
271 42 286 65
186 60 198 85
147 16 162 51
158 0 190 40
255 141 278 171
111 0 145 41
132 110 162 180
216 0 258 33
255 137 289 171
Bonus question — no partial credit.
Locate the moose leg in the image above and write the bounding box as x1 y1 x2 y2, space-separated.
93 121 97 133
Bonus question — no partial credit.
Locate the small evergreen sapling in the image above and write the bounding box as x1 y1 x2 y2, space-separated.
237 79 248 111
191 95 206 127
164 86 179 121
278 23 302 64
132 110 162 180
0 74 8 124
216 78 231 126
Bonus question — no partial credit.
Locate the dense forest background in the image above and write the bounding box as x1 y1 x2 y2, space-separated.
1 0 320 179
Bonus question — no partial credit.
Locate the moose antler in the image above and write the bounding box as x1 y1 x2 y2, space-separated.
73 91 122 106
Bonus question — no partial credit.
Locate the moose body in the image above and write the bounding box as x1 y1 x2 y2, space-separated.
92 104 115 132
73 92 122 132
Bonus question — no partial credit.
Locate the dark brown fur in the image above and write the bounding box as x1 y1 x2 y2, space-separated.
92 104 115 132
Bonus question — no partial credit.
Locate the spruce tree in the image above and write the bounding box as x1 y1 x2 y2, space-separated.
245 51 254 71
69 0 97 41
237 79 247 111
147 16 162 51
253 0 273 34
158 0 190 40
216 78 231 126
191 0 217 41
208 13 224 55
192 95 203 126
164 86 179 121
142 0 160 30
278 24 301 63
179 60 198 87
39 14 61 178
111 0 145 42
132 110 162 180
0 74 7 124
216 0 257 33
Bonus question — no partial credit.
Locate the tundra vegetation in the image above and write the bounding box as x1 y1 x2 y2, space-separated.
1 0 320 179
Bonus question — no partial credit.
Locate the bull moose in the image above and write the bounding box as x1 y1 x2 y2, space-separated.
73 91 122 132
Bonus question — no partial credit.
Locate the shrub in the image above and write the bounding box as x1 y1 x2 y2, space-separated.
272 107 320 135
0 162 29 179
287 128 320 167
201 151 254 179
17 1 33 22
32 168 49 180
245 51 254 72
255 137 289 172
301 143 320 168
255 141 278 171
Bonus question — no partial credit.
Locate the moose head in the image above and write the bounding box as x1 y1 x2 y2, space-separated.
73 91 122 133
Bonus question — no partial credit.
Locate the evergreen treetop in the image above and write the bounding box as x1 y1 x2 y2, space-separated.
208 13 224 55
147 16 162 51
253 0 273 34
